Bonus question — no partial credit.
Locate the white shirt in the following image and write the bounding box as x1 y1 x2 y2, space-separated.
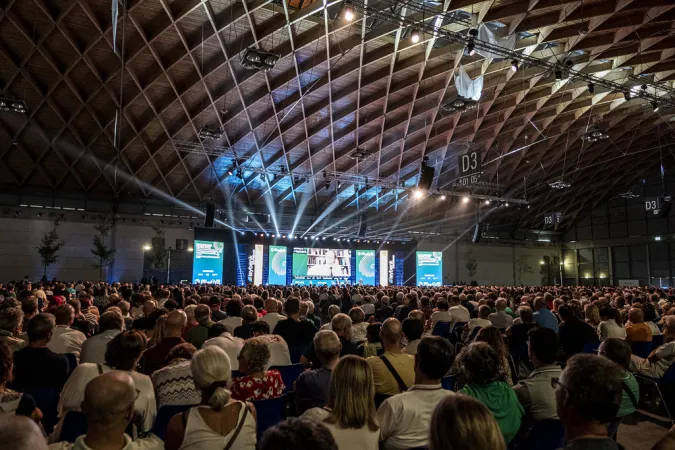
302 407 379 450
430 310 452 325
261 313 286 333
218 317 243 334
258 335 292 368
377 384 452 450
80 329 121 365
647 321 662 336
360 303 375 315
48 434 163 450
180 404 257 450
202 335 244 370
598 319 627 341
488 311 514 329
47 326 87 360
448 305 470 326
351 322 369 344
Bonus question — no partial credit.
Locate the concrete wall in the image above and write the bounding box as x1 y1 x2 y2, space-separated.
0 217 193 282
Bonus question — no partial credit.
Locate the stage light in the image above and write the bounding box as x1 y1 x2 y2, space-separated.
188 247 194 252
641 84 647 90
272 234 276 237
227 165 234 176
282 235 286 238
587 83 594 94
511 60 518 72
344 2 354 21
485 200 490 205
463 196 470 203
289 235 294 239
322 237 326 240
259 233 264 237
143 244 151 250
505 202 509 207
414 189 424 199
411 29 420 43
555 69 562 80
652 102 660 112
240 231 245 236
467 41 475 56
623 91 630 101
440 195 446 200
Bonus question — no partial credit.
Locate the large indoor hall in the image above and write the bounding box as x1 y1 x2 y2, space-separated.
1 0 675 449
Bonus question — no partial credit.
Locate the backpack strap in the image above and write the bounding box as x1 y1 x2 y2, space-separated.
96 364 104 375
379 355 408 392
223 402 250 450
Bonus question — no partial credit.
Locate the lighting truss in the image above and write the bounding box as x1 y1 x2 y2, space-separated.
0 96 27 115
171 139 230 157
198 126 224 141
549 180 571 189
346 0 675 107
241 48 280 72
618 191 639 199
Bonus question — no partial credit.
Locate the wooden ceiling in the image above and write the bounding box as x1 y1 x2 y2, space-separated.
1 0 675 236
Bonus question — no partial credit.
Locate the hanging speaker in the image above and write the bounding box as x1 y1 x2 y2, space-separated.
472 222 483 243
659 195 672 217
418 164 435 190
205 203 215 227
358 212 368 237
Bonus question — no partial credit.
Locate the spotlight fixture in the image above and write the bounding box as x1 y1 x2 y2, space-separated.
442 97 478 114
484 200 490 205
440 195 446 200
462 196 470 204
555 69 563 80
343 1 354 21
580 127 610 143
241 47 279 72
413 189 424 199
587 83 594 94
623 91 631 101
652 102 660 112
510 60 518 72
227 165 235 176
641 84 647 90
0 96 27 115
549 180 571 189
505 202 509 207
467 41 475 56
198 126 223 140
578 24 589 35
236 168 244 179
410 29 420 44
324 179 331 190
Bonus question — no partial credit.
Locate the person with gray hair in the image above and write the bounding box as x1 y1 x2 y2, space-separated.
231 336 285 401
186 304 214 349
295 330 342 414
302 313 358 369
631 315 675 378
0 414 48 450
488 298 514 330
165 346 257 450
0 307 25 352
80 310 124 365
320 304 341 331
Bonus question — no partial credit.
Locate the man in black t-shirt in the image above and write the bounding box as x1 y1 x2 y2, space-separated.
274 297 318 348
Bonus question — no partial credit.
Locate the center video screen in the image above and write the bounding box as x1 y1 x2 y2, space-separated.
192 240 224 284
292 247 351 286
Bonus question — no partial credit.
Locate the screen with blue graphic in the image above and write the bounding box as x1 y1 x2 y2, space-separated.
268 246 287 285
192 240 224 284
292 247 351 285
416 251 442 286
355 250 376 285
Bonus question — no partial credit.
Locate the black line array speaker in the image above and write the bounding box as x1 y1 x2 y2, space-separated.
205 203 215 228
358 212 368 237
659 195 672 217
418 164 435 190
472 222 483 243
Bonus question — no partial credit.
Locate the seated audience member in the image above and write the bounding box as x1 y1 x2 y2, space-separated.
302 355 379 449
361 296 375 317
21 297 39 333
643 303 662 336
374 297 394 323
142 310 187 375
118 300 134 330
430 299 452 327
182 305 198 339
80 310 123 365
274 297 319 348
429 394 506 450
209 296 226 321
202 331 245 371
261 298 286 332
554 354 623 450
585 304 601 330
231 337 285 401
67 299 95 337
598 338 639 439
630 315 675 378
349 307 368 344
401 318 424 355
513 327 562 432
0 341 41 421
358 323 383 358
12 313 69 393
219 298 244 332
47 304 87 361
258 417 338 450
448 296 471 328
146 313 168 349
488 299 514 330
321 305 341 331
598 306 626 341
131 300 158 331
233 305 258 340
296 331 340 415
57 330 156 434
474 326 512 385
0 414 49 450
186 305 214 349
558 305 599 359
152 343 201 408
377 336 454 450
505 306 538 353
457 342 523 444
463 305 491 341
165 346 257 450
250 321 291 367
625 307 653 343
303 313 358 368
50 371 163 450
367 318 415 395
532 297 559 332
0 307 25 352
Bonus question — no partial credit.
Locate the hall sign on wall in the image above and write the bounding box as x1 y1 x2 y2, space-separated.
544 212 562 228
645 197 661 216
457 150 482 185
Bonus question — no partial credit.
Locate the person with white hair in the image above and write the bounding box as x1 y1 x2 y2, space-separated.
320 305 341 331
631 315 675 378
165 346 257 450
0 414 48 450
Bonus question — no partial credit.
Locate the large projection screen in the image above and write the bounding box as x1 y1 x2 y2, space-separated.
416 251 442 286
268 245 287 285
293 247 351 285
192 240 224 284
355 250 376 285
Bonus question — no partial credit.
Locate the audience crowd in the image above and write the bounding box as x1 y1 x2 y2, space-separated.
0 280 674 449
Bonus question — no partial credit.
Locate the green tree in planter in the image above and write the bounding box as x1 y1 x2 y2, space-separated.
150 227 167 270
36 219 65 279
515 254 534 285
91 215 116 281
465 250 478 283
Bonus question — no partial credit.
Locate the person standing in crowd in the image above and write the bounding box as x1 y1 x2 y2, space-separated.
142 310 187 375
532 297 559 332
554 354 623 449
295 331 341 415
377 336 454 450
367 318 415 395
302 355 380 450
80 310 124 365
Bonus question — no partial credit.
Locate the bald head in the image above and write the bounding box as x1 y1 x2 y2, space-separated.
82 371 136 427
166 310 188 336
265 298 278 313
628 308 644 324
381 318 403 346
0 414 48 450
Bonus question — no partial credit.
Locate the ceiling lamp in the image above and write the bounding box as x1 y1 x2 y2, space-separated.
587 83 595 94
462 196 470 203
349 147 373 160
466 28 478 56
549 180 571 189
580 127 609 143
440 195 446 200
442 97 478 114
411 29 420 44
241 48 279 72
623 91 631 101
0 96 27 115
554 69 563 80
344 2 354 21
510 60 519 72
652 102 660 112
198 126 223 140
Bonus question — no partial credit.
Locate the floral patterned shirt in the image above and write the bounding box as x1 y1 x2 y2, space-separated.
231 370 286 401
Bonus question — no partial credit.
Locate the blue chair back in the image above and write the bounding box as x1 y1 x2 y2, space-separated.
441 375 455 391
152 404 195 440
432 321 451 338
469 326 482 341
662 362 675 383
652 335 665 349
583 341 600 354
270 363 304 392
252 395 287 439
522 419 565 450
59 411 88 443
453 322 468 331
288 345 309 363
631 341 653 358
